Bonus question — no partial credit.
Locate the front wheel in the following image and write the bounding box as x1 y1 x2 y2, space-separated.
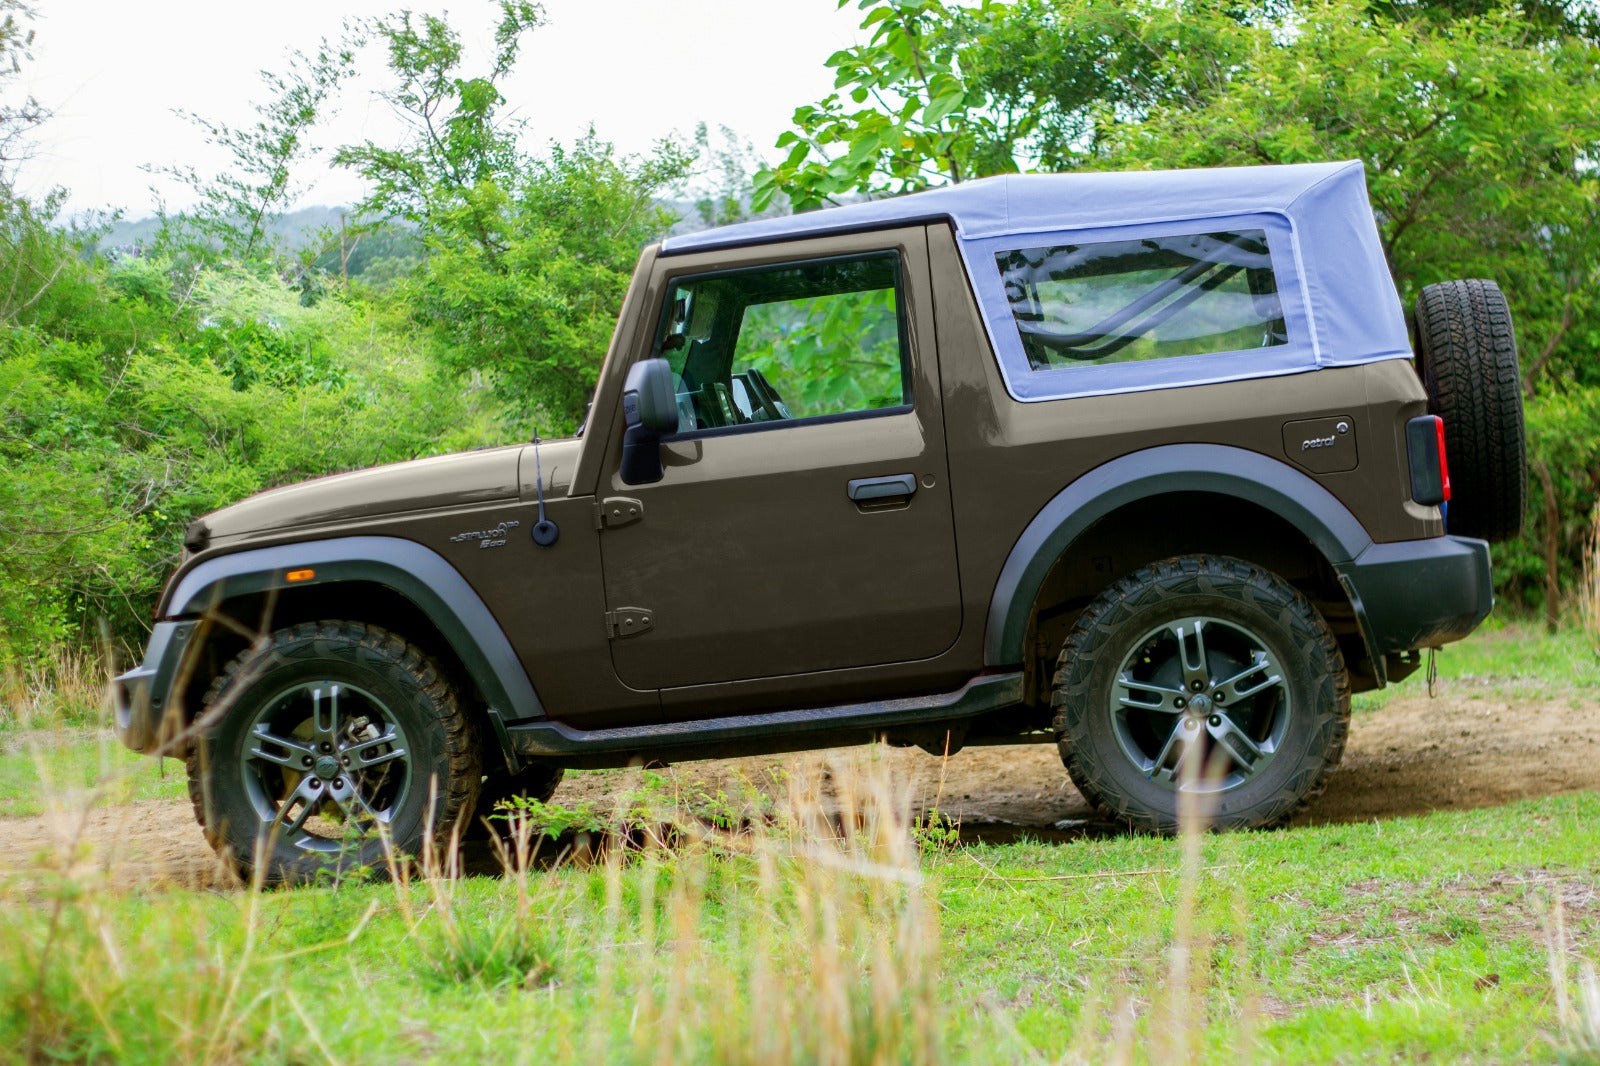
1052 556 1349 833
186 621 481 884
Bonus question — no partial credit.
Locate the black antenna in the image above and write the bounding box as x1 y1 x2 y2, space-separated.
529 427 559 547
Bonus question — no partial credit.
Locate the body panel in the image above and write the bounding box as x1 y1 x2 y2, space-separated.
981 443 1376 666
197 445 523 543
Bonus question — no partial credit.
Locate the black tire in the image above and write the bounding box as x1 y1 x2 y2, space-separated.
1414 279 1527 543
468 763 565 839
1052 556 1350 834
186 621 481 885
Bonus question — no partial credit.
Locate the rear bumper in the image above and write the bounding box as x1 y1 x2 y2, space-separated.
113 620 197 755
1338 535 1493 655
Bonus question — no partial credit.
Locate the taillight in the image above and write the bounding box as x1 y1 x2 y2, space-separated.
1406 415 1450 507
1434 415 1451 503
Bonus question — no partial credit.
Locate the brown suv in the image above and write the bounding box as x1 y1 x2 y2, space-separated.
114 160 1523 882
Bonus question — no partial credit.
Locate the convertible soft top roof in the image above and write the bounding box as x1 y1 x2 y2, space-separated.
662 161 1413 401
665 160 1366 252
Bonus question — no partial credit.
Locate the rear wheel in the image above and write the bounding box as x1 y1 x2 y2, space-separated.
186 621 481 885
1053 556 1349 833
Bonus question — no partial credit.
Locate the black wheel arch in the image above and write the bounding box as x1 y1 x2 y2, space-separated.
985 445 1381 693
161 536 543 769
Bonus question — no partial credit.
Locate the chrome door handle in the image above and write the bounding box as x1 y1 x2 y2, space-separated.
847 474 917 501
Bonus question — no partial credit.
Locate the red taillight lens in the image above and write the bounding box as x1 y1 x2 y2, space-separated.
1434 415 1451 503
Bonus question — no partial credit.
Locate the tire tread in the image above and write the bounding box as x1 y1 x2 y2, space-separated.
1051 555 1351 834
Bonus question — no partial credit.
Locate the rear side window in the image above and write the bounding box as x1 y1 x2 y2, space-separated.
994 230 1287 371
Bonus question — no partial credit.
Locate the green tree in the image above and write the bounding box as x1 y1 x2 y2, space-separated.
754 0 1016 212
336 3 691 432
0 0 45 183
152 32 359 264
763 0 1600 394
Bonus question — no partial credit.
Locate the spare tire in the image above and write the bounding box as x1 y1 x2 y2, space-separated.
1414 279 1527 542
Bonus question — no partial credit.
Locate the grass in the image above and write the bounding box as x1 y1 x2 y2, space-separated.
0 730 188 816
1350 614 1600 715
1 624 1598 1063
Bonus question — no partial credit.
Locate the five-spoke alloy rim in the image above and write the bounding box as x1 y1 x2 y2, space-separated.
240 681 413 852
1108 615 1291 792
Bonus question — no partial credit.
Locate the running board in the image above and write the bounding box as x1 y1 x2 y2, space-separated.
505 672 1024 767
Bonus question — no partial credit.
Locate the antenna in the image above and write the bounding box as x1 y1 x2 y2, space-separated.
529 427 559 547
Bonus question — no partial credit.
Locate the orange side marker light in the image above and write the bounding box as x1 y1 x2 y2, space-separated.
286 569 316 582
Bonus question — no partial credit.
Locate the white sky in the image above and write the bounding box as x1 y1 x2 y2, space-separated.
13 0 864 217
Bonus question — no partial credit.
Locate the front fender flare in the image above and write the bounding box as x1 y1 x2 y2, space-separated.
983 444 1374 666
165 536 544 723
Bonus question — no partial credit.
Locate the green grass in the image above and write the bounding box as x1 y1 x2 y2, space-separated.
937 794 1600 1062
2 623 1598 1063
0 731 188 815
1441 617 1600 687
3 794 1596 1063
1351 617 1598 714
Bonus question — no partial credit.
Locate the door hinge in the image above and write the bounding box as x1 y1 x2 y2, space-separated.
605 607 654 639
595 496 644 530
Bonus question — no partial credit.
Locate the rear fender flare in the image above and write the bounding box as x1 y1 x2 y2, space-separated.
984 444 1374 666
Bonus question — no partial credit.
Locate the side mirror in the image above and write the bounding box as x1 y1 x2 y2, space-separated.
620 358 679 485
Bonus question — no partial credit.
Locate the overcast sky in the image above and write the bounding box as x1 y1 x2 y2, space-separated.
13 0 863 218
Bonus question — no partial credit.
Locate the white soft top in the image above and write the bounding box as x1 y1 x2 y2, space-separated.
663 161 1412 400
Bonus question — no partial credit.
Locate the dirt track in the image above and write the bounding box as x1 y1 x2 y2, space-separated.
3 683 1597 890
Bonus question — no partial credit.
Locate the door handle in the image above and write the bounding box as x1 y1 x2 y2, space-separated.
847 473 917 502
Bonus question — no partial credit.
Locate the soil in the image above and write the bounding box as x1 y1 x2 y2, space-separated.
3 682 1596 891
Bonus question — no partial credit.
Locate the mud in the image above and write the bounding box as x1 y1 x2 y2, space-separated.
3 684 1596 891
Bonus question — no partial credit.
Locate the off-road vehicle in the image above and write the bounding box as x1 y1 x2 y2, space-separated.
115 160 1524 881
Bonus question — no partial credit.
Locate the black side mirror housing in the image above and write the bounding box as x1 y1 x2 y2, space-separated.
620 358 679 485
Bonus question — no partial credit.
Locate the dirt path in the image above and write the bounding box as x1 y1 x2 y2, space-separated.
3 684 1596 890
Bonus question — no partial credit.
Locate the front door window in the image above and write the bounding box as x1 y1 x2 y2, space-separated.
654 253 909 433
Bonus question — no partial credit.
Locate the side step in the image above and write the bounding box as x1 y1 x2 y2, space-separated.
505 672 1024 768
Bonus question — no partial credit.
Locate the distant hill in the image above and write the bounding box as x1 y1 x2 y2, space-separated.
91 194 791 262
95 206 359 256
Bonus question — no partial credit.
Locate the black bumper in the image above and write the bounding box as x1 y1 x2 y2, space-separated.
1337 535 1493 655
113 620 197 755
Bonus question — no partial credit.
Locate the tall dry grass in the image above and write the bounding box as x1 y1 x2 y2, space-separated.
410 758 947 1064
1548 899 1600 1063
2 750 951 1064
0 648 106 732
1580 497 1600 658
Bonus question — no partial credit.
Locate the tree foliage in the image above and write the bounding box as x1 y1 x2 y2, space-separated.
0 0 45 184
762 0 1600 606
754 0 1017 212
336 2 691 433
0 3 696 665
153 33 359 264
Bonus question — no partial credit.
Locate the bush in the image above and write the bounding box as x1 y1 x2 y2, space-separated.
1493 385 1600 619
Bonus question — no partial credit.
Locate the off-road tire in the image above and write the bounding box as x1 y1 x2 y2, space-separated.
186 621 481 885
1052 556 1350 834
1414 279 1527 543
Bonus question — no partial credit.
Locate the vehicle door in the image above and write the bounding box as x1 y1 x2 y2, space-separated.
596 226 962 700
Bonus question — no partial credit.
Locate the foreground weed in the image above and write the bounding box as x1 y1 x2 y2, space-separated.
409 809 568 992
1581 497 1600 660
1550 899 1600 1064
568 756 948 1064
0 648 106 732
0 868 288 1063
